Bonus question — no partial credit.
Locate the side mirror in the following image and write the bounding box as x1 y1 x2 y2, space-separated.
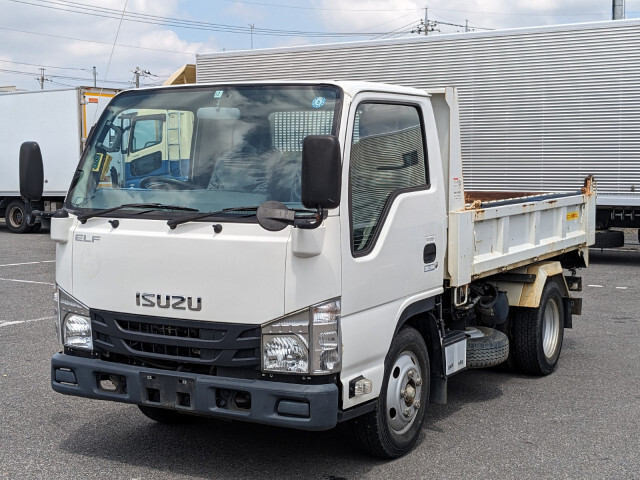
301 135 341 210
19 141 44 201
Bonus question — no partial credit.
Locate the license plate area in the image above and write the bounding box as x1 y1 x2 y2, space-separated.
140 372 195 410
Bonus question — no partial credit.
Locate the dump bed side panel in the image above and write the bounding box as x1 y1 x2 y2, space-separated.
448 181 596 286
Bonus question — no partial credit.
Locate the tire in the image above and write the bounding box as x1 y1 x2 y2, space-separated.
466 327 509 368
5 200 31 233
351 327 430 459
593 229 624 248
137 405 196 424
512 281 565 375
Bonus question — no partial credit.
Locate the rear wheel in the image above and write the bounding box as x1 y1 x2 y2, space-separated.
5 200 31 233
513 281 565 375
351 327 429 458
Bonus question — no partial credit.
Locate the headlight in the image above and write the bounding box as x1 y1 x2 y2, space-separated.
64 314 93 350
261 298 341 375
263 335 309 373
55 286 92 350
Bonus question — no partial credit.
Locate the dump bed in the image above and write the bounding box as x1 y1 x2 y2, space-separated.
427 87 597 286
447 179 596 286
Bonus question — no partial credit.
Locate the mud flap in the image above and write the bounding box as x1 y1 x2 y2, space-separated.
563 297 581 328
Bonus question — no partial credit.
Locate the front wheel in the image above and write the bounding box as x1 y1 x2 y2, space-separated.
513 280 565 375
351 327 430 458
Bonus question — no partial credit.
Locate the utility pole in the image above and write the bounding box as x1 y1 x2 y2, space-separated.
612 0 625 19
37 68 46 89
465 20 469 32
424 8 428 35
132 66 153 88
249 24 255 49
92 66 97 87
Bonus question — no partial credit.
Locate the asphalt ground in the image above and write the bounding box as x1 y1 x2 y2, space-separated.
1 221 639 480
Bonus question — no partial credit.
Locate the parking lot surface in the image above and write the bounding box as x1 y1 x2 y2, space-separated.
1 222 639 479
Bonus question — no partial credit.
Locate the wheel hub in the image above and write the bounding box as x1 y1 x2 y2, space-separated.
10 207 23 227
386 352 423 434
403 382 416 405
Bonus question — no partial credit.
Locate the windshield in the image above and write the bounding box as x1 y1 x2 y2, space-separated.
68 84 342 218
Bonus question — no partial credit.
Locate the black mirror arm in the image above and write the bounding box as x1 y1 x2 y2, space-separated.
256 201 327 231
32 208 69 220
293 205 325 230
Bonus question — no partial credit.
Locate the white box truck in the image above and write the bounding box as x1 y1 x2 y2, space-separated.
0 87 117 233
23 81 594 458
196 19 639 248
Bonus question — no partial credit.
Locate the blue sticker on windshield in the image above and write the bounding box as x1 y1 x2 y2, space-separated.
311 97 326 109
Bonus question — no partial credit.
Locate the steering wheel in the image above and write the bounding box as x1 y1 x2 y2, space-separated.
139 176 198 190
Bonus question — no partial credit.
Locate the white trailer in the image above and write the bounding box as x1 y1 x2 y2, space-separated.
0 87 117 233
21 80 595 458
196 19 640 247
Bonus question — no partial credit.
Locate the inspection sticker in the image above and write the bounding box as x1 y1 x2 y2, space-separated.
566 211 579 221
311 96 326 109
214 90 224 98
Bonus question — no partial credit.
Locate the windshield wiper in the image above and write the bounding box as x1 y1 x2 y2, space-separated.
77 203 199 223
166 206 260 229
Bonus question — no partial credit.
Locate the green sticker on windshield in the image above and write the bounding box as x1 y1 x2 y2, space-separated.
214 90 224 98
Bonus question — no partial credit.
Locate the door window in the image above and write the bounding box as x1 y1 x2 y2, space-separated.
350 103 428 254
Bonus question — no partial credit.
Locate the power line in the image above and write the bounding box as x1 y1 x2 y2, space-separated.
6 0 400 38
0 25 199 55
0 66 130 84
0 58 87 71
165 0 627 17
211 0 423 12
372 20 423 40
430 6 607 17
357 11 423 34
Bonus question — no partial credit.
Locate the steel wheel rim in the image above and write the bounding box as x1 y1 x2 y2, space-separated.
386 350 423 435
542 297 561 358
9 206 23 228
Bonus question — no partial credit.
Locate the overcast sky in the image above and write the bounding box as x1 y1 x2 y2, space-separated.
1 0 639 91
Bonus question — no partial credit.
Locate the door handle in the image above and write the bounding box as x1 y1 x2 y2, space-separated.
423 243 437 264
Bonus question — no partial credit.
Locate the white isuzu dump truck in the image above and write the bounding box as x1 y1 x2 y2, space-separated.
0 87 117 232
22 81 594 458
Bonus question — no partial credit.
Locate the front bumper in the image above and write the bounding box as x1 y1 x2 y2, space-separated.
51 353 339 431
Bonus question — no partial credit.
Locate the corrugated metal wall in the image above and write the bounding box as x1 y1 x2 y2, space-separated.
197 20 640 198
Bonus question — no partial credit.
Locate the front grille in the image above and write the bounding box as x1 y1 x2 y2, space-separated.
92 310 261 368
